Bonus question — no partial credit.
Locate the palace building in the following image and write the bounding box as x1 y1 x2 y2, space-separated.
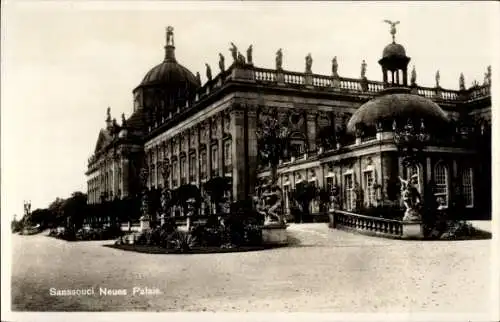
86 25 492 220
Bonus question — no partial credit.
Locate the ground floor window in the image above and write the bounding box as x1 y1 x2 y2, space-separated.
434 162 449 208
344 173 355 211
462 167 474 207
363 170 375 207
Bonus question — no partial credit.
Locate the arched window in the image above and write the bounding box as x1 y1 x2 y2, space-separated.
434 162 449 208
462 167 474 207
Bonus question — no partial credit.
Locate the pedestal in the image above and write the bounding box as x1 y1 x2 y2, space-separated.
261 223 288 245
402 221 424 239
139 216 150 232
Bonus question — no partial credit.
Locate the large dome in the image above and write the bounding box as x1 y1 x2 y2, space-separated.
139 60 199 88
382 42 406 58
347 87 450 134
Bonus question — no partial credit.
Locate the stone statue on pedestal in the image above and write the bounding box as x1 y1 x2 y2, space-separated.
399 175 421 221
196 72 201 85
435 70 441 88
459 73 465 91
275 48 283 71
305 53 313 74
229 42 238 62
218 53 225 72
411 66 417 85
237 52 246 64
205 63 212 81
260 179 284 225
332 56 338 77
246 45 253 64
484 65 491 86
383 20 400 43
361 60 367 79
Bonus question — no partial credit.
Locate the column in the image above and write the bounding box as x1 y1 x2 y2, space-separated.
195 126 201 186
218 115 224 177
306 112 317 152
230 106 247 200
247 106 259 197
121 155 129 198
206 122 212 179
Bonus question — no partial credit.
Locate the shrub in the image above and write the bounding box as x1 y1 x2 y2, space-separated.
167 231 197 253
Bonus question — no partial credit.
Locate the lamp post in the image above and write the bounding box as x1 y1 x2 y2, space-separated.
393 118 430 165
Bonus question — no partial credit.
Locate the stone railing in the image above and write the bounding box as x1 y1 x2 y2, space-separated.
332 210 403 238
468 85 491 100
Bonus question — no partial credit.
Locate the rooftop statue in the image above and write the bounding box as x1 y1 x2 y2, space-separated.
459 73 465 91
331 56 338 76
218 53 225 72
196 71 201 85
435 70 441 88
106 106 111 121
411 65 417 85
383 19 400 43
247 45 253 64
237 51 246 64
484 65 491 86
276 48 283 71
166 26 174 46
361 60 367 79
305 53 313 73
121 113 126 126
205 63 212 81
229 42 238 62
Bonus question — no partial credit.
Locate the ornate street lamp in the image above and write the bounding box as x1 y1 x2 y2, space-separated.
392 118 430 163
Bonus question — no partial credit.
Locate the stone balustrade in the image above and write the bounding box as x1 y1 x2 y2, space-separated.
332 210 403 238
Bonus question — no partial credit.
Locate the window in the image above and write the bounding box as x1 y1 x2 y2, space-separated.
364 170 375 206
189 154 196 182
172 160 178 187
462 167 474 207
289 133 306 157
344 173 355 211
180 156 187 184
434 162 449 208
224 140 232 174
406 164 421 194
211 145 218 175
200 150 207 179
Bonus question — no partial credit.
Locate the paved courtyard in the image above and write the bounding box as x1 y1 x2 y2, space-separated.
11 223 494 313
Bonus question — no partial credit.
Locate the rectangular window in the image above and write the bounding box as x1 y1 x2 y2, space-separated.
364 171 375 207
172 160 178 187
189 154 196 182
224 140 232 174
462 167 474 207
211 145 218 175
200 150 207 179
180 156 187 184
434 163 448 208
344 174 354 211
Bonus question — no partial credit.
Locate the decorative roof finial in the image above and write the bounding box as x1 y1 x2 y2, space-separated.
360 60 367 79
435 70 441 88
106 107 111 121
383 20 400 43
332 56 338 77
164 26 176 62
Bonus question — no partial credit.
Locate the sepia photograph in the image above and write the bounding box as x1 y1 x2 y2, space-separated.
1 1 498 321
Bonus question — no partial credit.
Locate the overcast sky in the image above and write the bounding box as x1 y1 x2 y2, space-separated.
1 1 497 220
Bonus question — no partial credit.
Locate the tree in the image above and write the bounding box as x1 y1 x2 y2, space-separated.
203 177 232 214
256 109 291 185
62 192 87 230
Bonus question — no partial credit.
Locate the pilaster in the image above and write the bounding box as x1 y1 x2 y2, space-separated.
230 105 247 200
247 106 259 197
306 112 317 152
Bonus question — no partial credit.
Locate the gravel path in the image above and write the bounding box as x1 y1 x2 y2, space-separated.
11 224 493 313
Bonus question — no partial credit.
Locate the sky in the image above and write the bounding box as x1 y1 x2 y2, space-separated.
1 1 498 220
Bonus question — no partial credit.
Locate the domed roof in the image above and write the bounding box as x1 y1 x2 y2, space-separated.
347 88 450 134
382 42 406 58
140 60 199 87
136 27 200 90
